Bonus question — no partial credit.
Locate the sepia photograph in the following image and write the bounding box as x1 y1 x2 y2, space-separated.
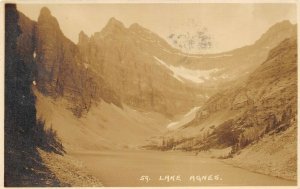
3 0 298 187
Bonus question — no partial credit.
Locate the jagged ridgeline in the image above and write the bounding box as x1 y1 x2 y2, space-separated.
17 7 205 118
17 7 121 117
16 7 297 118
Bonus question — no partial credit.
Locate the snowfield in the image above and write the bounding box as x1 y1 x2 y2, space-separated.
153 56 219 83
167 106 200 130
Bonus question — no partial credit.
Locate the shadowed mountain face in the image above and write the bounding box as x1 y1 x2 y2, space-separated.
17 7 296 117
17 9 205 117
5 4 65 186
18 8 122 117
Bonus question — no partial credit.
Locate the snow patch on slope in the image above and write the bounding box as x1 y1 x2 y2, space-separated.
153 56 219 83
167 107 200 130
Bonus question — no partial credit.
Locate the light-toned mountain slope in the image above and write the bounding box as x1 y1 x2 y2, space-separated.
35 89 169 151
226 123 297 180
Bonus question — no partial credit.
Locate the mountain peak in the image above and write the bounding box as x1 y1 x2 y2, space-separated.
78 30 89 44
255 20 296 45
100 17 126 36
106 17 125 28
38 6 56 23
274 20 292 26
79 30 88 38
40 7 51 17
268 20 293 32
37 6 62 38
129 23 152 33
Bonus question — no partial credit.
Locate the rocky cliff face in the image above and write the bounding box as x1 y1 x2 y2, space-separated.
17 9 204 117
163 37 297 154
196 37 297 130
204 38 297 181
234 37 297 138
77 18 203 116
16 6 297 119
17 7 296 118
17 8 121 117
5 5 65 186
35 7 74 97
17 12 36 70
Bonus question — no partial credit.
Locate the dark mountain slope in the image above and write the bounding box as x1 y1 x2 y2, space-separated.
17 7 121 117
5 4 64 186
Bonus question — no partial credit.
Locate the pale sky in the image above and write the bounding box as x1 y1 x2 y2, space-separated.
17 3 297 54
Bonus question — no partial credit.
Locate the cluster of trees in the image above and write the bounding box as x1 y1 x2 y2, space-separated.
157 106 294 155
213 119 240 147
159 130 211 152
160 137 178 151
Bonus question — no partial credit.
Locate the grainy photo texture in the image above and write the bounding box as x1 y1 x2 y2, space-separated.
4 2 298 187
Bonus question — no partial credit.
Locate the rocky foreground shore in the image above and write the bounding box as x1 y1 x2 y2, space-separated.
38 149 103 186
